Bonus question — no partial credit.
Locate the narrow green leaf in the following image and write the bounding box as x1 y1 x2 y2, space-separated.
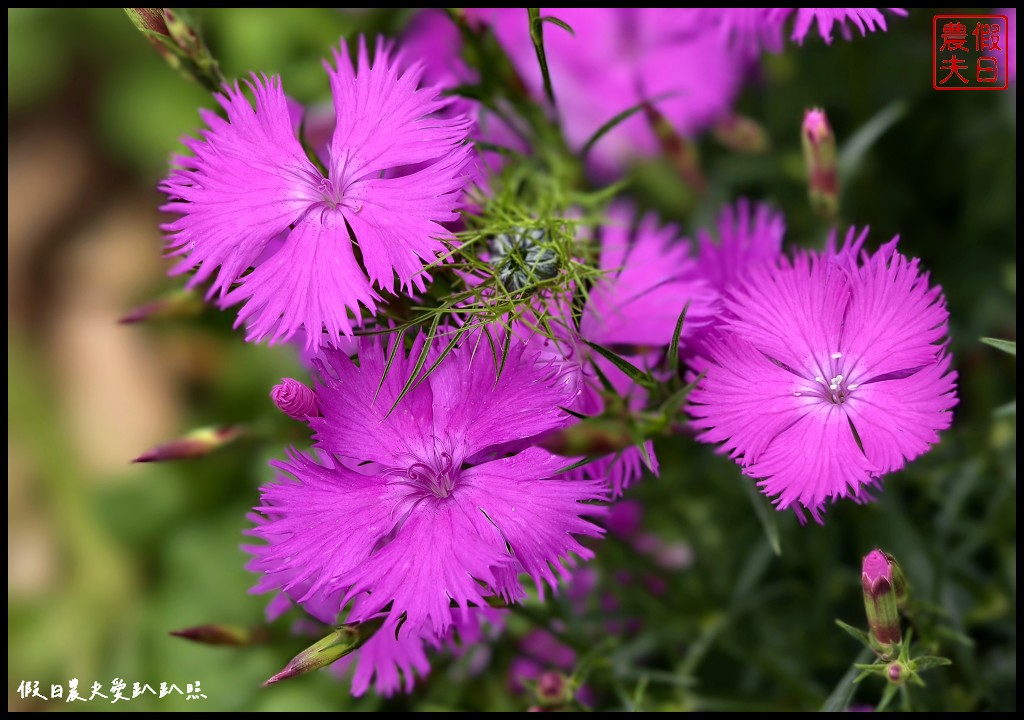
588 352 617 393
658 378 700 417
630 431 656 473
559 405 591 421
374 327 408 403
555 454 603 475
819 648 874 712
739 473 782 556
835 619 872 648
911 655 953 671
875 682 900 713
837 100 907 184
387 317 440 417
580 92 677 162
527 8 558 108
667 301 691 377
414 327 468 391
584 340 655 388
981 337 1016 355
538 15 574 35
496 325 513 384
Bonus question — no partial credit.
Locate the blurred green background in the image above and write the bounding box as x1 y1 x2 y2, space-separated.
7 8 1015 712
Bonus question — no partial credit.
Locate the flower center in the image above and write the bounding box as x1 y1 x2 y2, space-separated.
317 177 363 213
386 445 463 501
794 351 860 405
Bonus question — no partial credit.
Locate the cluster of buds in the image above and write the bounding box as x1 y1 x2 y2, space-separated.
490 228 560 292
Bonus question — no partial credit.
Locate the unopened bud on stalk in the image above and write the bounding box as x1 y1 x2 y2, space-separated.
263 620 383 686
862 548 903 651
801 108 838 219
712 113 769 153
645 102 706 195
123 8 224 92
535 671 572 707
132 426 243 463
118 288 203 324
170 623 268 647
270 378 319 420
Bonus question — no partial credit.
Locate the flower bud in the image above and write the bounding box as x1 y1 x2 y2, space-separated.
170 624 268 647
263 620 383 686
132 425 243 463
535 671 572 707
123 8 224 92
490 228 559 292
801 108 838 219
644 101 706 194
862 548 902 650
886 661 904 684
712 113 769 153
118 288 203 325
271 378 319 420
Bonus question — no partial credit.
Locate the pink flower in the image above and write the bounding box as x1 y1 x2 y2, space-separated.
467 8 744 175
247 332 606 644
689 230 957 522
791 8 908 45
161 36 472 350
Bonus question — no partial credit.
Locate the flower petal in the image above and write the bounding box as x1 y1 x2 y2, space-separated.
428 336 575 456
245 450 402 619
326 36 472 179
460 448 607 597
311 337 436 464
690 333 820 464
746 403 878 522
583 206 715 348
160 74 320 298
344 150 469 294
847 353 957 474
222 210 379 351
340 501 510 637
840 243 950 381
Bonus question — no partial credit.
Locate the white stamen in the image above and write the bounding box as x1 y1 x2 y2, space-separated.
835 374 844 382
830 384 838 391
815 376 825 384
848 384 859 390
831 352 843 359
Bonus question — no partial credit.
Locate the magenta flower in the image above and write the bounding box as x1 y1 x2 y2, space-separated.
689 231 957 522
707 8 907 55
791 8 908 45
695 198 786 297
466 8 743 174
582 204 717 356
161 36 472 350
688 199 786 363
247 333 606 642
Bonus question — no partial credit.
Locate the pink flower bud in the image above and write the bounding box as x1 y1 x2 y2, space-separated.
862 548 903 649
271 378 319 420
801 108 838 219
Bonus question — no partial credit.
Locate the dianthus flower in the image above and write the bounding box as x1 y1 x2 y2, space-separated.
689 231 956 522
161 36 472 350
